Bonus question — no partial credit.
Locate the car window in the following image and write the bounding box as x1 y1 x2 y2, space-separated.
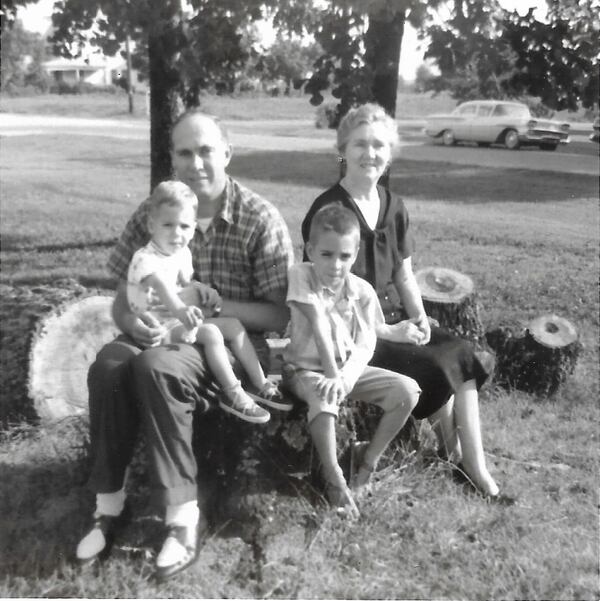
457 104 477 116
477 105 494 117
492 104 529 118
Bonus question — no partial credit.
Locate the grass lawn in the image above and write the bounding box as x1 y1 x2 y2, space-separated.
0 90 459 122
0 96 598 599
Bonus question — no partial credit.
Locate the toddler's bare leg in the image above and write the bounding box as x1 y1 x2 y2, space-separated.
194 324 240 389
208 317 268 390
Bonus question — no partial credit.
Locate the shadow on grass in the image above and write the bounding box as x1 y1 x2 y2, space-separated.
0 235 118 253
229 151 598 203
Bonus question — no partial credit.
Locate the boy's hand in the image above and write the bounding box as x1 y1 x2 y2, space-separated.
174 306 204 330
316 375 346 405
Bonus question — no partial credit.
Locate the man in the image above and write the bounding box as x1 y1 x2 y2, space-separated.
76 109 294 580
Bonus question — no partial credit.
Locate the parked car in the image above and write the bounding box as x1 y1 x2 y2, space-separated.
424 100 570 151
590 116 599 143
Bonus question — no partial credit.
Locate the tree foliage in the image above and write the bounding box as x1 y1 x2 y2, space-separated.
422 0 599 112
254 35 322 96
0 18 49 92
50 0 275 188
299 0 440 126
0 0 28 31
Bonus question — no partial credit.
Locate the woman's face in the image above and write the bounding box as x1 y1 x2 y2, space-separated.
341 121 393 183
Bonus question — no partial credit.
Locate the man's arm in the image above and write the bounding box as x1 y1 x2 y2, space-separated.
220 288 290 333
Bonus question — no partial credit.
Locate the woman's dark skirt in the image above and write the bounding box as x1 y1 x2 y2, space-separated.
371 327 490 420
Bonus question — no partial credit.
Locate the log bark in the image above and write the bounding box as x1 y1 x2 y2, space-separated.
415 266 487 347
20 294 420 532
485 314 581 396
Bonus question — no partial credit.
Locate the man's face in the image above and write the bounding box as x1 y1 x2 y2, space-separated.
171 115 232 203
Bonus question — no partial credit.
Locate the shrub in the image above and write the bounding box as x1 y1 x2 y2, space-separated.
315 101 338 129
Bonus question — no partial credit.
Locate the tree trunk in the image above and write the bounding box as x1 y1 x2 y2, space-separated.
21 295 420 534
415 266 487 347
364 8 405 117
148 23 183 192
485 314 581 396
364 8 405 189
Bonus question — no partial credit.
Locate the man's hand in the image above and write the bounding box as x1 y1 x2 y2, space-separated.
130 312 167 348
173 305 204 330
192 281 222 315
316 374 346 406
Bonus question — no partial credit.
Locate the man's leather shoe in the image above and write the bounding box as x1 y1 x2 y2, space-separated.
75 505 131 566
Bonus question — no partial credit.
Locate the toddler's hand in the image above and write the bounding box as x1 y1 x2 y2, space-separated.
174 306 204 330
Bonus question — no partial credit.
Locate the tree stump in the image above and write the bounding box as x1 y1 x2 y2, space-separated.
485 314 581 396
18 292 421 536
28 294 120 422
0 282 116 427
415 266 486 347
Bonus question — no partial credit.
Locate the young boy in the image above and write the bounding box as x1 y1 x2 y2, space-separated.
127 180 289 424
282 204 421 517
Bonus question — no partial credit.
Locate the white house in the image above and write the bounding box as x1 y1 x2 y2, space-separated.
42 54 127 87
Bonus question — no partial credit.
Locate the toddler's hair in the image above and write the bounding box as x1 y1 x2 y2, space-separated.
309 204 360 245
148 180 198 216
337 102 399 152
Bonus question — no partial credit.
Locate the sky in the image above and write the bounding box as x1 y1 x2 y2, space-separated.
19 0 547 81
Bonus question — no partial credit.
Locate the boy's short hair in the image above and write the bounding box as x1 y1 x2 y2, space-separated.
309 204 361 245
148 180 198 216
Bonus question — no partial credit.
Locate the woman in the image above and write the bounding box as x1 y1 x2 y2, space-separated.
301 103 500 498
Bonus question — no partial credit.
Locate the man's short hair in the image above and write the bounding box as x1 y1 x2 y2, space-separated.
148 180 198 216
309 204 361 245
170 108 230 146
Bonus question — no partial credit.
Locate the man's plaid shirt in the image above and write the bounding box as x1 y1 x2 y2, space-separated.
108 177 294 302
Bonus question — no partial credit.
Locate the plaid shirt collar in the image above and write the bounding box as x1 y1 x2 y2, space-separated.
210 177 235 226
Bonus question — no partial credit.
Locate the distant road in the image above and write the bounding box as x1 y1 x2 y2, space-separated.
1 113 597 175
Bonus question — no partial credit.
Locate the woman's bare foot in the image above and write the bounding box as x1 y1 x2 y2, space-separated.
457 462 499 497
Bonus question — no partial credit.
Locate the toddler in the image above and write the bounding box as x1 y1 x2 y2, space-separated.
127 180 290 424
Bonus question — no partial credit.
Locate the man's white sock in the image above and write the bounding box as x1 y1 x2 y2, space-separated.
96 488 126 517
165 500 199 527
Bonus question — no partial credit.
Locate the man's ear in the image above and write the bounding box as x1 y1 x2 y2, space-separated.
223 143 233 167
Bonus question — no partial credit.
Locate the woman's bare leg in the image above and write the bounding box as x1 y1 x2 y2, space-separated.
453 380 499 496
428 395 462 462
